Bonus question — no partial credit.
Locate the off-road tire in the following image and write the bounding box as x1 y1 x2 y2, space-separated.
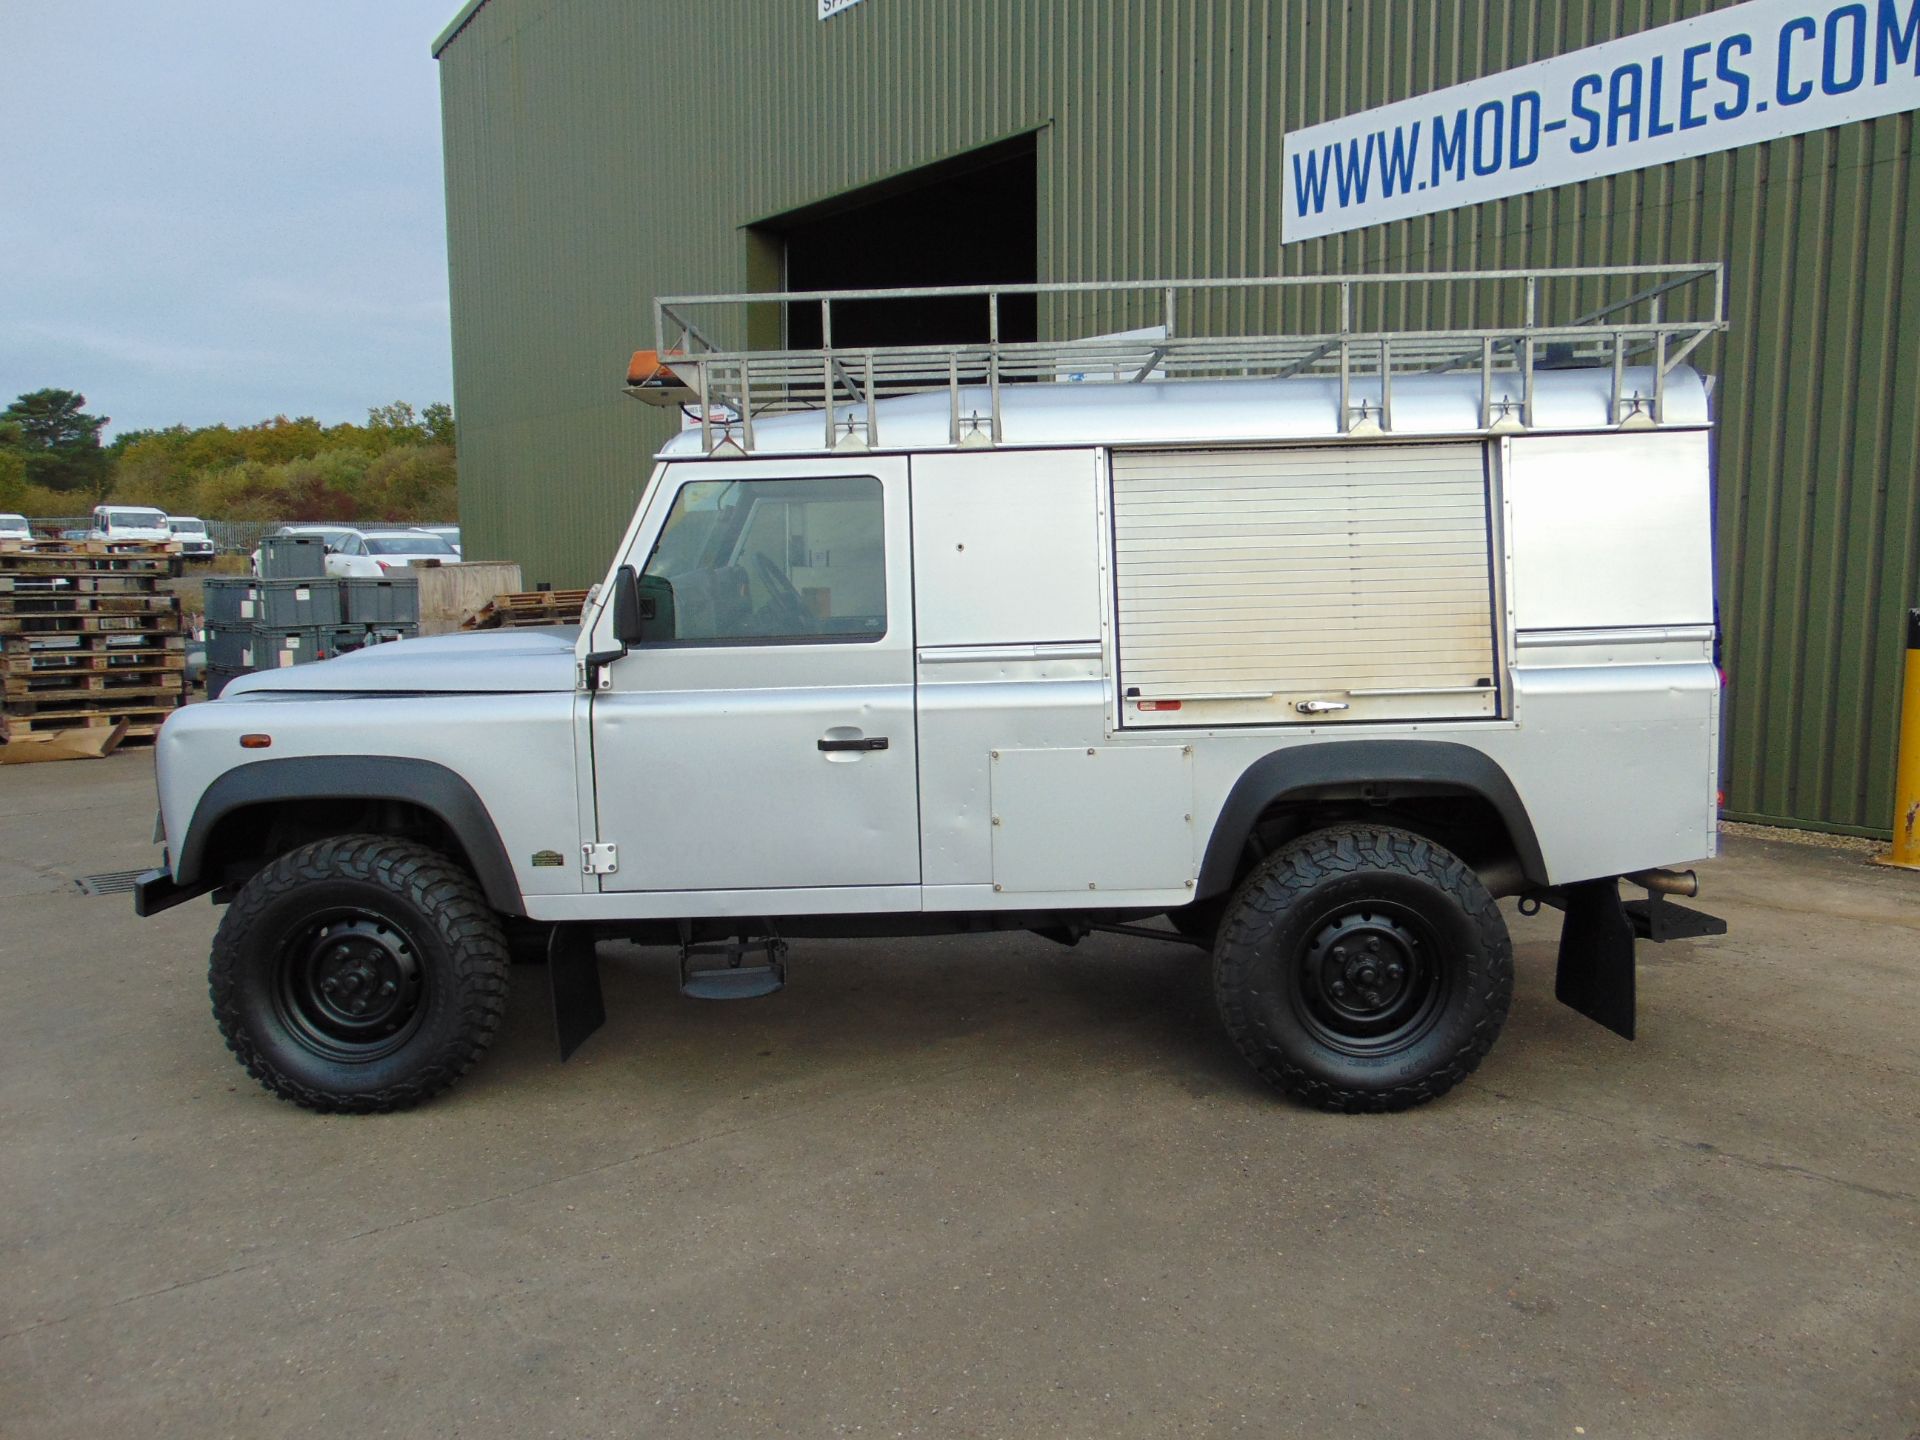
209 834 510 1114
1213 825 1512 1112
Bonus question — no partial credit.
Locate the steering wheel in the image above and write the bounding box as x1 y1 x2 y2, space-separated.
751 553 815 634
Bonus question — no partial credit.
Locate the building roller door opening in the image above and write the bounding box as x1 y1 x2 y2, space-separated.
754 135 1038 350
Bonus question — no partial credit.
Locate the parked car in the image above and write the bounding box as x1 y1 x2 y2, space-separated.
166 515 217 561
58 528 90 542
89 505 172 543
411 524 462 556
136 267 1728 1118
327 530 459 577
0 513 31 541
249 525 364 576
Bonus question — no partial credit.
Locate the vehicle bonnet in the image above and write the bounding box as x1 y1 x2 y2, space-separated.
219 627 579 697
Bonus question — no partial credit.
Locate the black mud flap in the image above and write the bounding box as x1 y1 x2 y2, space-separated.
1555 878 1637 1040
547 925 606 1061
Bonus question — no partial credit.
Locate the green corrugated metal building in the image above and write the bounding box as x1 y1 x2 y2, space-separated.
433 0 1920 838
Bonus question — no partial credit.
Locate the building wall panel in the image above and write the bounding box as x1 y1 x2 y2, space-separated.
437 0 1920 834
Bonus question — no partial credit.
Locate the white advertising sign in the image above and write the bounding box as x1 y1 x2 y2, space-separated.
819 0 870 19
1281 0 1920 241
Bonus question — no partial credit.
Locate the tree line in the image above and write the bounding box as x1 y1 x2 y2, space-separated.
0 389 458 523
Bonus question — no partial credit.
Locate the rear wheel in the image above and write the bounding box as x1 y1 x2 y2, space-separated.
1213 825 1512 1112
209 834 510 1113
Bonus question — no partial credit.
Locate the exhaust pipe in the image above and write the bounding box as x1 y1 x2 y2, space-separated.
1477 858 1532 898
1626 867 1699 898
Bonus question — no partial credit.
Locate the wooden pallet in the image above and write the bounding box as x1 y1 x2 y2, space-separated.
464 588 591 630
0 593 181 617
5 674 187 700
1 704 180 740
2 631 186 657
3 649 186 676
0 538 180 557
0 539 182 744
0 572 163 594
0 611 185 636
0 722 163 747
0 554 179 580
3 687 184 714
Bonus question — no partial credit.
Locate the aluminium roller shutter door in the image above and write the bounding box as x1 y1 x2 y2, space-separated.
1110 444 1500 727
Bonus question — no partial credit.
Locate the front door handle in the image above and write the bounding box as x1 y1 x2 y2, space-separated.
818 736 889 752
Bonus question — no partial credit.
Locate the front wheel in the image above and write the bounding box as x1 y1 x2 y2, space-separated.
209 835 510 1113
1213 825 1512 1112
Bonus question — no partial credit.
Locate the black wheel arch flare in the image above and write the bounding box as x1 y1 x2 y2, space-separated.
1195 739 1548 899
174 756 526 915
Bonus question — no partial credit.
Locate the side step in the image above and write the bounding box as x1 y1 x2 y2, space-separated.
1624 891 1729 942
680 935 788 1000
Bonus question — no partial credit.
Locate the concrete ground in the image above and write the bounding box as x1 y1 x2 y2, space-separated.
1 751 1915 1440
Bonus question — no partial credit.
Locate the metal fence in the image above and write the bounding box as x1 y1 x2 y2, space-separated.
20 518 457 554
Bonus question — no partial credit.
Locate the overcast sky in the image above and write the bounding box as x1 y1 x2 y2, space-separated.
0 2 456 437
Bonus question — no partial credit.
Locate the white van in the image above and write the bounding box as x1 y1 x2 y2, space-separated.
166 515 217 560
139 265 1732 1117
90 506 173 543
0 513 32 541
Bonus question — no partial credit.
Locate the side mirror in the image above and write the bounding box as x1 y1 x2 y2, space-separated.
610 564 643 644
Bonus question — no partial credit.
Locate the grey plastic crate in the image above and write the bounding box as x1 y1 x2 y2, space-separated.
250 578 343 627
258 533 329 579
341 577 419 625
205 626 256 671
201 578 253 627
249 624 345 668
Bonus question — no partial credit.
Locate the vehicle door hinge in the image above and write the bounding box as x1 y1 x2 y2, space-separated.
582 842 619 876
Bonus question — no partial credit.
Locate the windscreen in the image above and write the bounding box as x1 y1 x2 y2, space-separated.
110 510 166 527
169 519 206 534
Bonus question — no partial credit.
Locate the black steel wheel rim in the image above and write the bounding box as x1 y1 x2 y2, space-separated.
1289 900 1448 1056
273 908 429 1063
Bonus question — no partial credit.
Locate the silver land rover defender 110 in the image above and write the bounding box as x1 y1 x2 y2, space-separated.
136 267 1729 1114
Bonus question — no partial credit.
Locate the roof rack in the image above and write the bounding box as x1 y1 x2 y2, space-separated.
629 265 1725 455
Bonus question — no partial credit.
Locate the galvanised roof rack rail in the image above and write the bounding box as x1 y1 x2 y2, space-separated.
627 265 1726 455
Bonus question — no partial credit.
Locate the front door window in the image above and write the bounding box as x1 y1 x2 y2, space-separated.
640 476 886 643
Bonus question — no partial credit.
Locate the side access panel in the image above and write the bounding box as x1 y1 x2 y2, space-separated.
989 745 1195 894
